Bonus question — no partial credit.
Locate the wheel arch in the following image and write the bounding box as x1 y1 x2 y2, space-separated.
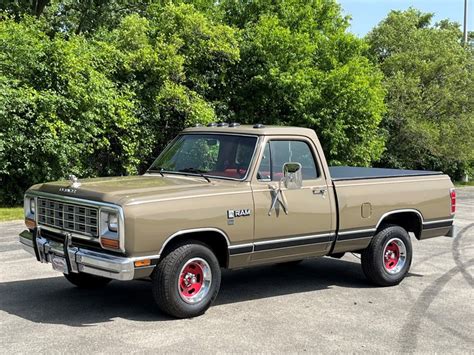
375 209 424 240
159 228 230 268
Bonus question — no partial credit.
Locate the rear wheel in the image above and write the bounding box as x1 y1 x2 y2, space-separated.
64 272 111 289
361 225 412 286
152 242 221 318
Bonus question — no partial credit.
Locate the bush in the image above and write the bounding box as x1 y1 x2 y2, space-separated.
0 5 240 205
0 17 140 205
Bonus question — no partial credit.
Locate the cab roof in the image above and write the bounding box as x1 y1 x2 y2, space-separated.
183 124 317 137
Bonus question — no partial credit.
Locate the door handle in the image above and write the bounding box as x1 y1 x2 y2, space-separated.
312 187 327 198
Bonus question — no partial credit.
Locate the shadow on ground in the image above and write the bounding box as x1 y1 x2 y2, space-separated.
0 257 410 326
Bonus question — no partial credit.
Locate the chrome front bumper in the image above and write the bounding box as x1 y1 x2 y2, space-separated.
19 230 156 281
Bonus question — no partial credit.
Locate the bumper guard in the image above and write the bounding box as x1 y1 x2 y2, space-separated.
19 230 158 281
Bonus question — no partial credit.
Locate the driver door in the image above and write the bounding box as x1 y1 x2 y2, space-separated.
250 137 334 264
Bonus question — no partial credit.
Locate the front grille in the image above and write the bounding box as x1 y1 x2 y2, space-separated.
37 197 99 237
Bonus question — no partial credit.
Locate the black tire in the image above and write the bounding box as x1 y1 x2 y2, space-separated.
361 225 412 286
152 242 221 319
64 272 111 289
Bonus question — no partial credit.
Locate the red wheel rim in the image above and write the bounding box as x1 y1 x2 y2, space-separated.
383 238 407 274
178 258 212 304
384 241 400 270
179 262 204 298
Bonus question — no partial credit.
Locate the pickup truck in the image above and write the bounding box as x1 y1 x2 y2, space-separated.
20 124 456 318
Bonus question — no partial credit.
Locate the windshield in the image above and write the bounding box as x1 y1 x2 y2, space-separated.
148 134 258 180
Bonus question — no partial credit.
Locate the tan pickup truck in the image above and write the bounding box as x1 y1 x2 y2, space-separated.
20 124 455 318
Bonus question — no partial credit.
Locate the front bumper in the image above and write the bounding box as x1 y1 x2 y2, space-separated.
19 229 157 281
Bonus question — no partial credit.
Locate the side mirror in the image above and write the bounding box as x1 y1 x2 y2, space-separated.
282 162 302 189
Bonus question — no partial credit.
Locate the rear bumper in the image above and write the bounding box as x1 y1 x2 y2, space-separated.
420 219 454 240
446 225 455 238
19 230 157 281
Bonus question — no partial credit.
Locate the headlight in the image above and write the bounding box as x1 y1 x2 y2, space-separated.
29 198 36 215
107 212 118 232
24 196 36 230
99 209 123 252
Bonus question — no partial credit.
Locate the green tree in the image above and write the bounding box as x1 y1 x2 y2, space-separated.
0 0 50 17
220 0 386 166
367 9 474 178
0 0 148 32
103 4 239 170
0 4 240 204
0 16 140 205
0 0 220 35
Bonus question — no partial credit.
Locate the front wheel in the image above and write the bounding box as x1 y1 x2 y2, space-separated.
152 242 221 318
361 225 412 286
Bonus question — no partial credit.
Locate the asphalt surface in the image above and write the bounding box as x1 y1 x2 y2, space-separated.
0 188 473 353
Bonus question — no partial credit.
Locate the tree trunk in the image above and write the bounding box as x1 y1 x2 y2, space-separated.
34 0 50 17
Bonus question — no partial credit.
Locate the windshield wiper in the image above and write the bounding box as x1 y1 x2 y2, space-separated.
147 167 165 177
178 168 211 183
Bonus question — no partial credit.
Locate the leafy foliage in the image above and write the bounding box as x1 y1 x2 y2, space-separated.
367 9 474 178
1 2 469 205
0 4 239 204
0 16 140 204
221 0 386 165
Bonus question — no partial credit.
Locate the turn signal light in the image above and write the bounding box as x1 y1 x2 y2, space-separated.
101 238 120 249
25 218 36 230
134 259 151 267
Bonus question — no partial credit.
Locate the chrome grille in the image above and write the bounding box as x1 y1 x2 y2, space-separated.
37 198 99 237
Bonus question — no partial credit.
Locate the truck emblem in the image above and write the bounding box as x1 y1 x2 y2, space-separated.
227 209 251 219
59 187 77 194
68 174 81 188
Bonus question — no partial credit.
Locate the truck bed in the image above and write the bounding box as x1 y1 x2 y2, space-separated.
329 167 453 255
329 166 442 181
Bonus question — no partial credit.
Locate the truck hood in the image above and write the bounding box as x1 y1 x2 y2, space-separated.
28 174 239 206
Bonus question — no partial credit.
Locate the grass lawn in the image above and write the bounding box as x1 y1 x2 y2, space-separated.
0 207 24 222
454 181 474 187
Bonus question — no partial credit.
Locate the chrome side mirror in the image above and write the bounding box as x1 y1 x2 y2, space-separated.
282 162 302 189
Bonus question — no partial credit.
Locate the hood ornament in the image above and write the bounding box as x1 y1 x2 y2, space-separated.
68 174 81 188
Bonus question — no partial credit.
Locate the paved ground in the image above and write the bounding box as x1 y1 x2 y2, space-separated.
0 188 472 353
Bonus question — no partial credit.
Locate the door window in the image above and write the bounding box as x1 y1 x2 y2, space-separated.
257 140 319 181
